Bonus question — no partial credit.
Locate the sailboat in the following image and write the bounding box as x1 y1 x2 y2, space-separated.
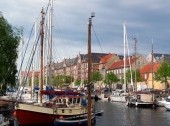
110 24 130 103
126 33 156 108
14 2 95 126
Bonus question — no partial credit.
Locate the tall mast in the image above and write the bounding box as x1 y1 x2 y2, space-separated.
31 21 37 99
48 0 53 85
151 39 154 90
31 64 35 99
40 8 45 103
87 12 95 126
126 32 133 92
19 27 24 86
133 37 137 92
123 24 126 92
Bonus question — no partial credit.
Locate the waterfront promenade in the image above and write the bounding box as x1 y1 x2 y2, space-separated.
95 101 170 126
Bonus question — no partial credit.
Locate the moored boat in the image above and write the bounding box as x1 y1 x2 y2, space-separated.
126 92 156 108
163 96 170 110
110 90 127 103
13 3 97 125
14 90 95 125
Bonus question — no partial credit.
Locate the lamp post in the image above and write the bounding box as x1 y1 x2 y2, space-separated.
87 12 95 126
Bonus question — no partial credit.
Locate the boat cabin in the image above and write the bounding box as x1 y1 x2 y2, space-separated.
51 96 83 108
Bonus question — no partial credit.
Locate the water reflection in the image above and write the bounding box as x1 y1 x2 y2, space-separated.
95 101 170 126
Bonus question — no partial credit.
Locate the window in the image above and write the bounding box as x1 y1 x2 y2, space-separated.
73 98 76 104
69 98 72 104
144 74 147 79
138 61 140 65
77 98 80 103
59 99 62 103
69 109 72 113
119 69 121 73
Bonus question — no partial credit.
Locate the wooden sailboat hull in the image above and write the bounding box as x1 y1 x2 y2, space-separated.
15 109 56 125
54 114 96 126
14 102 88 125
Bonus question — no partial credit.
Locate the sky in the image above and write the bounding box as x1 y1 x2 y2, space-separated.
1 0 170 64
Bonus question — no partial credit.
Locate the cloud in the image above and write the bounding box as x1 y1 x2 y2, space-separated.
1 0 170 64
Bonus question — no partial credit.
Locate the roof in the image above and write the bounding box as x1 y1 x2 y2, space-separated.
152 53 170 63
53 53 108 70
64 57 77 67
153 53 170 58
80 53 109 63
54 57 78 70
140 62 160 74
108 56 138 70
100 53 113 63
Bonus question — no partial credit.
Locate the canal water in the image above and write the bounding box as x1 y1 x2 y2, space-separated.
95 101 170 126
11 101 170 126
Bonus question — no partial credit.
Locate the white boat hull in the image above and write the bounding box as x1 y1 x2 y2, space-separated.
110 95 126 102
164 102 170 110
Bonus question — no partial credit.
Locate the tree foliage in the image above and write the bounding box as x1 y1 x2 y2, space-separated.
82 80 88 85
0 16 20 92
103 72 119 85
91 71 102 83
74 79 81 86
155 62 170 89
126 69 143 83
52 75 73 87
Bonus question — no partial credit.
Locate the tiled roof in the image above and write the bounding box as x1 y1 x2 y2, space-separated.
108 57 138 70
55 62 64 69
80 53 109 63
140 62 160 74
64 57 77 67
100 53 113 63
54 53 108 70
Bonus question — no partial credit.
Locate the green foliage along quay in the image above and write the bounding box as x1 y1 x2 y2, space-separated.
0 15 20 93
155 62 170 90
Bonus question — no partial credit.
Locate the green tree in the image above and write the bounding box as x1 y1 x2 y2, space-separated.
155 62 170 90
52 75 64 87
0 16 20 93
74 79 81 86
33 77 39 87
126 69 143 83
104 72 119 85
82 80 88 85
65 75 74 84
52 75 74 87
91 71 102 83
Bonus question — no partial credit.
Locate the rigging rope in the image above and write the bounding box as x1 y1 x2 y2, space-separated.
16 1 51 100
92 25 103 53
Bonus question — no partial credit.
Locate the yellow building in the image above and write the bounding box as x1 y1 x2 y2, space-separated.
140 62 165 90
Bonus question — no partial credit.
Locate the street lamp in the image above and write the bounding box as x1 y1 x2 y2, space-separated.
87 12 95 126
